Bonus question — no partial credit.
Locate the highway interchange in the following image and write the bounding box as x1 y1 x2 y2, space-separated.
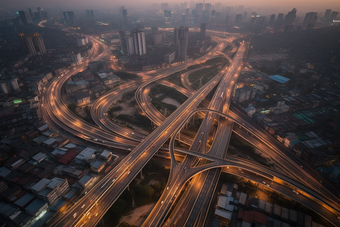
42 32 340 227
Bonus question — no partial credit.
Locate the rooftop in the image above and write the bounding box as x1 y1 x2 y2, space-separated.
91 160 105 169
31 178 50 192
47 177 65 189
100 149 112 158
0 166 12 178
14 193 35 208
78 174 93 186
270 74 290 84
25 199 47 214
32 152 47 162
75 147 96 161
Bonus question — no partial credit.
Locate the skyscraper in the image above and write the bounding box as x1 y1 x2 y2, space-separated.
86 10 94 18
174 27 179 45
195 3 204 15
276 13 284 25
161 3 169 11
151 27 158 34
132 30 146 55
121 7 128 27
235 14 243 26
28 8 34 19
119 30 128 54
269 14 276 26
63 11 76 25
32 33 47 55
303 12 317 29
125 36 135 55
164 10 171 23
329 11 338 21
19 33 36 56
324 9 331 20
178 26 189 61
18 11 30 24
36 7 42 21
284 8 297 26
182 13 186 25
200 23 206 37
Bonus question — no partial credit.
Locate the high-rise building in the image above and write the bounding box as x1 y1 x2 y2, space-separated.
200 23 206 37
243 12 248 23
329 11 338 21
86 10 94 18
178 26 189 61
18 33 36 56
204 3 211 12
19 32 46 56
36 7 42 21
161 3 169 11
276 13 284 25
174 27 179 44
18 11 30 24
226 15 230 25
121 6 128 27
63 11 76 25
284 8 297 26
324 9 331 19
164 10 171 23
132 30 147 55
269 14 276 25
0 78 20 94
28 8 34 19
119 30 128 54
303 12 317 29
32 33 47 55
235 14 243 25
151 27 158 34
196 3 204 15
153 32 163 46
182 13 186 25
76 36 89 46
125 36 135 55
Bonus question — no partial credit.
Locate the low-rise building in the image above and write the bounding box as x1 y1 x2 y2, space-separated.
91 160 105 173
99 149 112 161
31 177 69 204
78 174 94 187
233 86 257 104
25 199 48 216
164 51 176 64
74 147 96 163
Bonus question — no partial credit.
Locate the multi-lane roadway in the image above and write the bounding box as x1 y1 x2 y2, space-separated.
44 31 340 227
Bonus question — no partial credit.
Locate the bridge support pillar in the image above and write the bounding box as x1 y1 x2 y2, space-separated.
140 170 144 180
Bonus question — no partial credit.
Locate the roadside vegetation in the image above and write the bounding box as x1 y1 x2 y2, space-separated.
149 84 188 117
68 103 96 125
114 71 140 80
228 133 270 167
101 159 169 226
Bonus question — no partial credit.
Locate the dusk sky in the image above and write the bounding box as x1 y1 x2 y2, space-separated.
3 0 340 12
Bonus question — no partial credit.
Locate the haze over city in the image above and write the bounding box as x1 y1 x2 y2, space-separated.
0 0 340 227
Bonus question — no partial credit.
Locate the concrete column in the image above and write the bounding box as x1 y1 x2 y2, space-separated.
140 170 144 180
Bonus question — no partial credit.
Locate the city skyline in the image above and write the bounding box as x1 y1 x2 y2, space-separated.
2 1 340 13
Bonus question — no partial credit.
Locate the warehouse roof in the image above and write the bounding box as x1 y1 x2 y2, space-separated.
270 75 290 84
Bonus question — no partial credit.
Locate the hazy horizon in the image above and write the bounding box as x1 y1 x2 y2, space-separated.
2 0 340 13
